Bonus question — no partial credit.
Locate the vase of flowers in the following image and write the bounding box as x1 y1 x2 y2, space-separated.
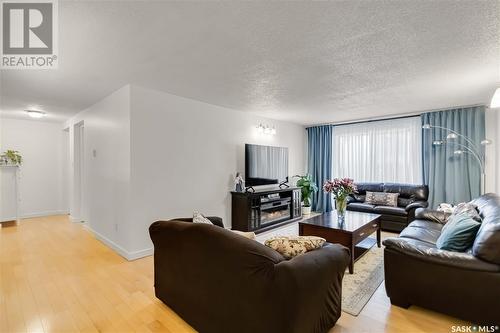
323 178 357 220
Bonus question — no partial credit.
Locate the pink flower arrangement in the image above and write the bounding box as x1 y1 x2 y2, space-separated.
323 178 357 199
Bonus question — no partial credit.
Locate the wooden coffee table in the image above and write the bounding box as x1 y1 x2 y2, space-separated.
299 210 381 274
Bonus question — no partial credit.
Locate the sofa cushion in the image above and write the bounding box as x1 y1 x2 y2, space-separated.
365 191 399 207
436 214 481 252
347 202 375 213
264 236 326 259
373 206 407 216
383 183 429 201
354 183 384 195
471 193 500 264
399 225 442 245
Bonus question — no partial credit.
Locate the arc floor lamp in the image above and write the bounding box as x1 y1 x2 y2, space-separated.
422 124 491 194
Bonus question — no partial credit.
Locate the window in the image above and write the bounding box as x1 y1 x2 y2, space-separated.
332 117 423 184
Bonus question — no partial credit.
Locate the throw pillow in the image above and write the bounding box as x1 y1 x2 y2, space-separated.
193 212 213 224
452 202 482 222
437 203 455 214
264 236 325 259
436 213 481 252
230 230 256 240
365 191 399 207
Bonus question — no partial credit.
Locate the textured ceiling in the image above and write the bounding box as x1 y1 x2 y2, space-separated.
1 1 499 124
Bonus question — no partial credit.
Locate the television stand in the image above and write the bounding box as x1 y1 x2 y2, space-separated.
231 187 302 233
278 181 289 189
245 186 256 193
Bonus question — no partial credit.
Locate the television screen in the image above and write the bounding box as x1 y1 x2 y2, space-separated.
245 144 288 187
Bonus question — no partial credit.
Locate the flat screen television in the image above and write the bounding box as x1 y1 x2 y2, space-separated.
245 144 289 187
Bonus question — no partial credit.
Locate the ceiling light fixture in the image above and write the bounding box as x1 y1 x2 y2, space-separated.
26 110 46 118
490 88 500 108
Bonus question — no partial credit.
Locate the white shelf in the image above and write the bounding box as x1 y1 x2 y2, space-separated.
0 166 20 224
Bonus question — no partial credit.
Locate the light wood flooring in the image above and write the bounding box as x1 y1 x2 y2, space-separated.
0 215 468 333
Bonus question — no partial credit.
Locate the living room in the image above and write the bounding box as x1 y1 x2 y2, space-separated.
0 1 499 332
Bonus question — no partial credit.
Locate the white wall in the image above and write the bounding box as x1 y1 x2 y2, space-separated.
0 117 68 218
64 85 132 258
128 85 306 254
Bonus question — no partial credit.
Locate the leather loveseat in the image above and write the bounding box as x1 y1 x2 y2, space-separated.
149 217 350 333
383 193 500 325
346 183 429 232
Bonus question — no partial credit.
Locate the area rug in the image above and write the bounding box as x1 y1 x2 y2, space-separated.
341 233 392 316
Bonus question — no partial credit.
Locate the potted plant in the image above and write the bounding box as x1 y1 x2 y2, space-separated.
0 150 22 166
323 178 357 221
294 174 318 215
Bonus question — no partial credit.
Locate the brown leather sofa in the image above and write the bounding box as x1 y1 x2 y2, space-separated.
149 217 350 333
346 183 429 232
383 193 500 325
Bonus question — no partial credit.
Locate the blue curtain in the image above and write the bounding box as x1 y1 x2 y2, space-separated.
422 106 485 208
306 125 333 212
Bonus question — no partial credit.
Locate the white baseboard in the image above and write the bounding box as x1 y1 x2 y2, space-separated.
85 226 153 261
127 247 154 260
11 210 69 219
69 214 83 223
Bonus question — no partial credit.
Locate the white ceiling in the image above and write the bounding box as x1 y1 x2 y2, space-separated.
1 1 499 125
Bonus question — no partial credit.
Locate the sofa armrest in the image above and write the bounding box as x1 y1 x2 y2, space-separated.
274 244 350 333
405 201 428 212
346 196 357 204
383 237 500 272
414 208 451 224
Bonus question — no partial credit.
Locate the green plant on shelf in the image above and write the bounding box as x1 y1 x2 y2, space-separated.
0 150 22 165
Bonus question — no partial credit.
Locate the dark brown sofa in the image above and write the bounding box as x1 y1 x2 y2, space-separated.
346 183 429 232
149 217 350 333
383 194 500 325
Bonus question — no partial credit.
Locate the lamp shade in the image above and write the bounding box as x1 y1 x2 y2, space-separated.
491 88 500 108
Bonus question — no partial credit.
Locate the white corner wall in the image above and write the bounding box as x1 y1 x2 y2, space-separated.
0 117 69 218
66 84 306 259
128 85 306 254
65 85 132 258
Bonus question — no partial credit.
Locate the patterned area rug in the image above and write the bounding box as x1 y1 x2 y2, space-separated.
341 233 392 316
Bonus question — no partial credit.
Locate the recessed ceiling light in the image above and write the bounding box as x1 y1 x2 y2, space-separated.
26 110 46 118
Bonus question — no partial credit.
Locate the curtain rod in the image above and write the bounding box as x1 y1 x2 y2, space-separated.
306 103 486 129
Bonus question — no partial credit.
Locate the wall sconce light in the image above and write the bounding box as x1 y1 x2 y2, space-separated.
490 88 500 108
256 124 276 135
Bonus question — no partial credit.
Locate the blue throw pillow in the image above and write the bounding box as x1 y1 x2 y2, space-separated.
436 213 481 252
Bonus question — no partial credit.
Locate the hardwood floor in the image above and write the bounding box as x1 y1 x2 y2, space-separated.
0 215 468 333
